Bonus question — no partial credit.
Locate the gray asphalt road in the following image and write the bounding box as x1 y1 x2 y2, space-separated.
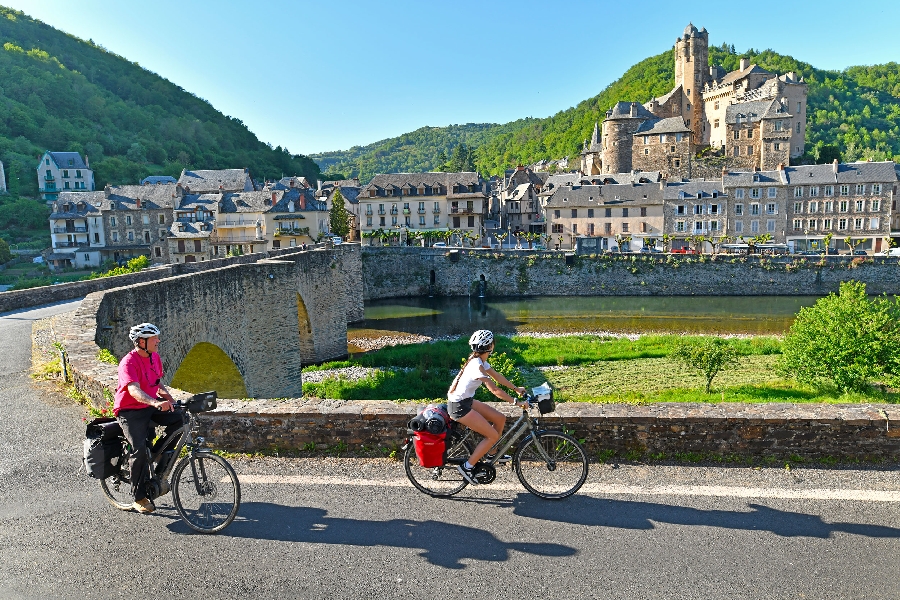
2 302 900 599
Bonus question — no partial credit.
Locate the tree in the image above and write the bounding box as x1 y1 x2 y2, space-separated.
670 337 741 393
777 281 900 392
0 237 11 264
329 190 351 238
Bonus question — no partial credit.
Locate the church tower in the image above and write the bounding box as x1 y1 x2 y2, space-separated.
674 23 708 144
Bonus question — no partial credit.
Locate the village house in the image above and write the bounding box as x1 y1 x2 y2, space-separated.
722 161 896 253
357 172 488 244
166 187 217 263
263 186 329 251
316 178 361 241
36 151 95 202
46 191 105 270
662 179 727 251
542 176 666 251
103 184 176 263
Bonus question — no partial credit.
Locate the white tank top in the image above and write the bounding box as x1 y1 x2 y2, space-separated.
447 357 490 402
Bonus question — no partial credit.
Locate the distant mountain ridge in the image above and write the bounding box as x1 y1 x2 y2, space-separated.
0 6 320 197
313 45 900 182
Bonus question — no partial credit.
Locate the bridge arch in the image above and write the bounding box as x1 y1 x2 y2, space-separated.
170 342 247 398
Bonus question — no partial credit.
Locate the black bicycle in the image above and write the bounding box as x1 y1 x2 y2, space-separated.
90 392 241 533
403 383 589 499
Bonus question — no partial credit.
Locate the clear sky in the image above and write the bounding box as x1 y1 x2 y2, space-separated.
5 0 900 157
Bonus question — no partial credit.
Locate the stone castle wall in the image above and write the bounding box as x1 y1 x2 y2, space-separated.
362 247 900 300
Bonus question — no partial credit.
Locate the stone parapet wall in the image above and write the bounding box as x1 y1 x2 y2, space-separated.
362 247 900 299
194 399 900 460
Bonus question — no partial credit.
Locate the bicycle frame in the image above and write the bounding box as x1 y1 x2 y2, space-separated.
143 409 212 497
455 406 556 467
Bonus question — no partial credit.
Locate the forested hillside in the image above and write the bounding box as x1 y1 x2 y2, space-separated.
313 44 900 182
0 6 319 197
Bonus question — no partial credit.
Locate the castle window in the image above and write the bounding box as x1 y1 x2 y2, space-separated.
798 102 802 113
714 101 720 110
674 157 681 167
796 123 801 134
670 146 676 153
774 120 784 131
643 135 649 145
734 130 740 140
774 143 781 151
714 119 720 128
733 147 739 157
747 129 753 139
659 135 665 143
747 146 753 155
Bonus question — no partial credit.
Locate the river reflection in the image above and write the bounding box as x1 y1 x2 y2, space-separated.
350 296 823 337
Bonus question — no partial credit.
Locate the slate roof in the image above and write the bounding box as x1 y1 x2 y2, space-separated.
168 221 213 239
277 176 312 189
106 184 178 210
539 171 662 196
719 64 772 86
324 186 360 205
634 117 691 135
178 169 254 193
725 99 790 124
663 179 726 200
219 191 272 214
364 172 485 197
175 193 220 212
604 101 656 120
45 152 89 170
544 183 664 207
50 191 104 217
140 176 177 185
507 183 533 201
722 170 788 186
505 167 545 191
647 84 683 109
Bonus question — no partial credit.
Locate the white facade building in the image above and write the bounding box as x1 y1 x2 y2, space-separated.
36 151 95 202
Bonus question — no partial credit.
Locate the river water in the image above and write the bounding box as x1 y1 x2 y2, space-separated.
349 296 822 338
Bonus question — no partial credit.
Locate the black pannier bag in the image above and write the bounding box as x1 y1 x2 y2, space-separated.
83 417 124 479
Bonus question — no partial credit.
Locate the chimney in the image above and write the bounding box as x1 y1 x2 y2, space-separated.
85 155 90 168
516 165 525 171
271 192 277 204
777 163 785 170
299 192 306 210
740 58 749 71
833 158 839 174
630 102 638 117
136 198 142 209
175 183 183 197
289 178 295 188
317 179 323 192
721 167 728 177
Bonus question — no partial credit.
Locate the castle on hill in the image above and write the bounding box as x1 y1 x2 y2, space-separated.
581 23 808 178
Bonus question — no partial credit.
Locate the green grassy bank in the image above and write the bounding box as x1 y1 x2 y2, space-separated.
301 334 898 404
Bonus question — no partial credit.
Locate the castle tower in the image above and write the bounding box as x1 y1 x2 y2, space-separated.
674 23 709 144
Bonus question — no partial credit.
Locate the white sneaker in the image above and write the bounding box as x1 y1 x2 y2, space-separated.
456 464 478 485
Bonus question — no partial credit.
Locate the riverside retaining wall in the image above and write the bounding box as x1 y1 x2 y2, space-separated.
361 247 900 299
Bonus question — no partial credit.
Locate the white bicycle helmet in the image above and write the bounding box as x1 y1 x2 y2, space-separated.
469 329 494 353
129 322 161 343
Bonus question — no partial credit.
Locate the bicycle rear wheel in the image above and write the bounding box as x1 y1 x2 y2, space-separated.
171 452 241 533
100 449 132 510
404 430 474 497
514 431 588 499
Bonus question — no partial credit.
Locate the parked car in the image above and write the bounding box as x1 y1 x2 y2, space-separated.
331 236 342 245
852 249 868 256
640 247 662 254
670 248 699 254
874 248 900 257
432 242 447 248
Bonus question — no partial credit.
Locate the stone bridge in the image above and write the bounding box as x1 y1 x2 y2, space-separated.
60 246 362 400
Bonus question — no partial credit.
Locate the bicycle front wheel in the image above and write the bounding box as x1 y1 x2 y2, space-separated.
171 452 241 533
514 431 589 499
403 431 474 497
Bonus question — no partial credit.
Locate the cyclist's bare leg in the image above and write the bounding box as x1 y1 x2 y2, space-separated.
456 400 505 464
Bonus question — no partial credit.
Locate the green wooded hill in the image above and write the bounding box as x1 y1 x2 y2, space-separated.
313 44 900 182
0 6 320 197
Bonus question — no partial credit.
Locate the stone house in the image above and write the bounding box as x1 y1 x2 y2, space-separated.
499 166 548 237
47 191 105 270
167 191 217 263
264 187 329 251
662 179 727 251
317 179 361 241
357 172 488 244
543 180 665 251
36 151 95 201
103 184 176 264
722 161 897 253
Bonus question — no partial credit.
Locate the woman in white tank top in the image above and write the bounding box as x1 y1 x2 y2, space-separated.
447 330 526 485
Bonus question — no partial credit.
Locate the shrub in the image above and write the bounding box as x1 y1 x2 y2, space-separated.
670 337 741 393
777 281 900 392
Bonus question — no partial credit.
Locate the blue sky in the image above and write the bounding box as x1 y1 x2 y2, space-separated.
5 1 900 156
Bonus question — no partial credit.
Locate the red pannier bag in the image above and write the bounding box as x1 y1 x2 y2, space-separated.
413 430 446 468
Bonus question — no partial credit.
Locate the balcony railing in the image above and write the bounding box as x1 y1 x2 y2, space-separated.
44 175 55 181
417 209 426 214
218 219 260 227
52 227 88 234
52 241 83 248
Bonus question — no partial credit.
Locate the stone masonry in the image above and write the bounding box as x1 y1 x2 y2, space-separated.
361 246 900 300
